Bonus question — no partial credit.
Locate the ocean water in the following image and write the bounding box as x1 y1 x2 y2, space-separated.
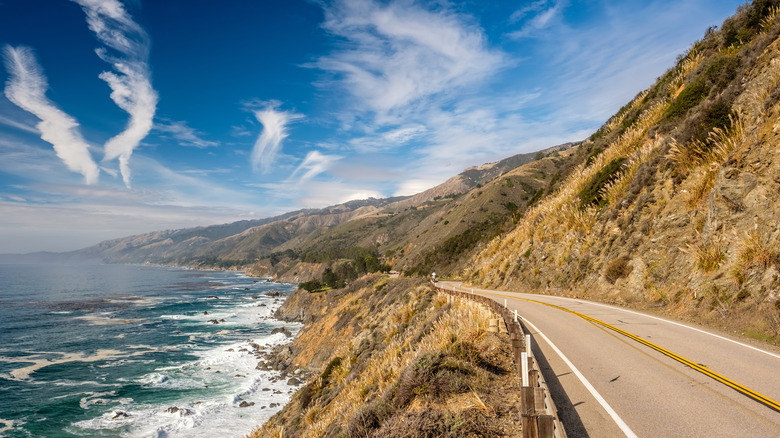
0 264 300 437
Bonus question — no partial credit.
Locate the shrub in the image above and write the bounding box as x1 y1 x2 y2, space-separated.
527 188 544 207
665 79 709 119
299 280 325 292
578 158 625 208
321 356 342 384
693 240 726 273
605 256 633 284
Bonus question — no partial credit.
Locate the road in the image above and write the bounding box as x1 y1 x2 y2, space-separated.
439 281 780 438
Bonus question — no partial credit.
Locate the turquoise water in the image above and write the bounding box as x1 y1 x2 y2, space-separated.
0 264 299 437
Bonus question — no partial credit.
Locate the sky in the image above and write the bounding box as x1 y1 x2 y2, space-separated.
0 0 745 253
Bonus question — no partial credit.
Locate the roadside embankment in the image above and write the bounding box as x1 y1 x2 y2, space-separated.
246 274 523 437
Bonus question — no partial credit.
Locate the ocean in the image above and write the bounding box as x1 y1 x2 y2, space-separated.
0 263 300 437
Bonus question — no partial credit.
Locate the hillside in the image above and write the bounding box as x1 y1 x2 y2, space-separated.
14 146 569 271
468 1 780 344
246 275 523 437
8 1 779 347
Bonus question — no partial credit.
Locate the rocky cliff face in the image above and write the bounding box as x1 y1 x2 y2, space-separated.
469 3 780 343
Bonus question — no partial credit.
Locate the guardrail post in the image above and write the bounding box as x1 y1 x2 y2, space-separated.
537 415 555 438
522 414 538 438
521 352 529 386
525 334 532 357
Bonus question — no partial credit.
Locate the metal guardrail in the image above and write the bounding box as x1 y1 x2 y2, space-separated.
431 282 567 438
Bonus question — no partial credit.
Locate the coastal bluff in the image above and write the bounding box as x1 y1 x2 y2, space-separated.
247 274 524 437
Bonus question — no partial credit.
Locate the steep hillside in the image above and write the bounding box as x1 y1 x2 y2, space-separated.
248 143 580 283
246 275 522 437
468 1 780 344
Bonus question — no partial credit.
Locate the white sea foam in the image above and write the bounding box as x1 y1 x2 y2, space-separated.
75 329 300 437
3 347 157 380
71 283 299 437
0 418 21 434
75 314 145 326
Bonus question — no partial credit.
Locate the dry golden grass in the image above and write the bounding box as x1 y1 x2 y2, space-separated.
667 51 704 98
680 226 727 274
469 98 669 285
737 228 777 271
249 289 499 438
761 5 780 32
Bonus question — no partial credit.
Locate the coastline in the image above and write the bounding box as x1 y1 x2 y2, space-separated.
0 265 305 437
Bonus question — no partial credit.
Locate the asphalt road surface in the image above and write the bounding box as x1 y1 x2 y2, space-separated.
438 281 780 438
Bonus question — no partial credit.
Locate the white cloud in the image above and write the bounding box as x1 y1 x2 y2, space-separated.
290 150 342 182
155 120 218 148
2 45 100 184
508 0 566 38
0 113 39 134
73 0 158 188
393 178 441 197
314 0 506 116
250 105 303 173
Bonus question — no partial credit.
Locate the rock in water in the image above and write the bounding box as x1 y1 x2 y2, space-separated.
271 327 293 337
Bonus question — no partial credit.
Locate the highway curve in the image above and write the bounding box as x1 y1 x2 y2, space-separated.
439 281 780 438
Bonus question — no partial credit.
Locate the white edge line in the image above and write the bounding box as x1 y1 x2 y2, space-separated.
521 316 638 438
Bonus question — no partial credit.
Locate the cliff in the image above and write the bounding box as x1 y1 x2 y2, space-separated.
247 275 523 437
468 2 780 344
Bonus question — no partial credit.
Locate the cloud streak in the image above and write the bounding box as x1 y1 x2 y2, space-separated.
251 105 302 173
290 150 342 182
314 0 505 117
156 120 219 148
73 0 158 188
508 0 566 38
2 45 100 184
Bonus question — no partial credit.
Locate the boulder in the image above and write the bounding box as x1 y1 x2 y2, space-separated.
287 377 301 386
271 327 293 337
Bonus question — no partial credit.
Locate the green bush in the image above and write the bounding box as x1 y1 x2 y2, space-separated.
665 79 709 119
578 158 625 208
526 188 544 207
585 147 604 166
321 356 342 384
299 280 325 292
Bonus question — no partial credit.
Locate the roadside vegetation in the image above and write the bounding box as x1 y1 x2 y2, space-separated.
247 276 521 437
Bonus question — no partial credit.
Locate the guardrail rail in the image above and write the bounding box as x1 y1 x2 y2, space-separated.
432 282 567 438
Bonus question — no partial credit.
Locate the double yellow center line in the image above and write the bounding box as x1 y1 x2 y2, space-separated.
479 288 780 413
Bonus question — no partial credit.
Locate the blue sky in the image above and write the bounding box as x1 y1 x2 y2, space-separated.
0 0 744 253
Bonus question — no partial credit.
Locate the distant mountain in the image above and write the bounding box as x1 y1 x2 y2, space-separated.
5 145 573 268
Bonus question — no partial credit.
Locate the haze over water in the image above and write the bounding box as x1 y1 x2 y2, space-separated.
0 264 299 437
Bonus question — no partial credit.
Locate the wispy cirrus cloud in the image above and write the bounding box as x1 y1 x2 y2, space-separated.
155 120 218 148
250 104 303 173
314 0 506 118
2 46 100 184
73 0 158 188
290 150 342 182
508 0 566 38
